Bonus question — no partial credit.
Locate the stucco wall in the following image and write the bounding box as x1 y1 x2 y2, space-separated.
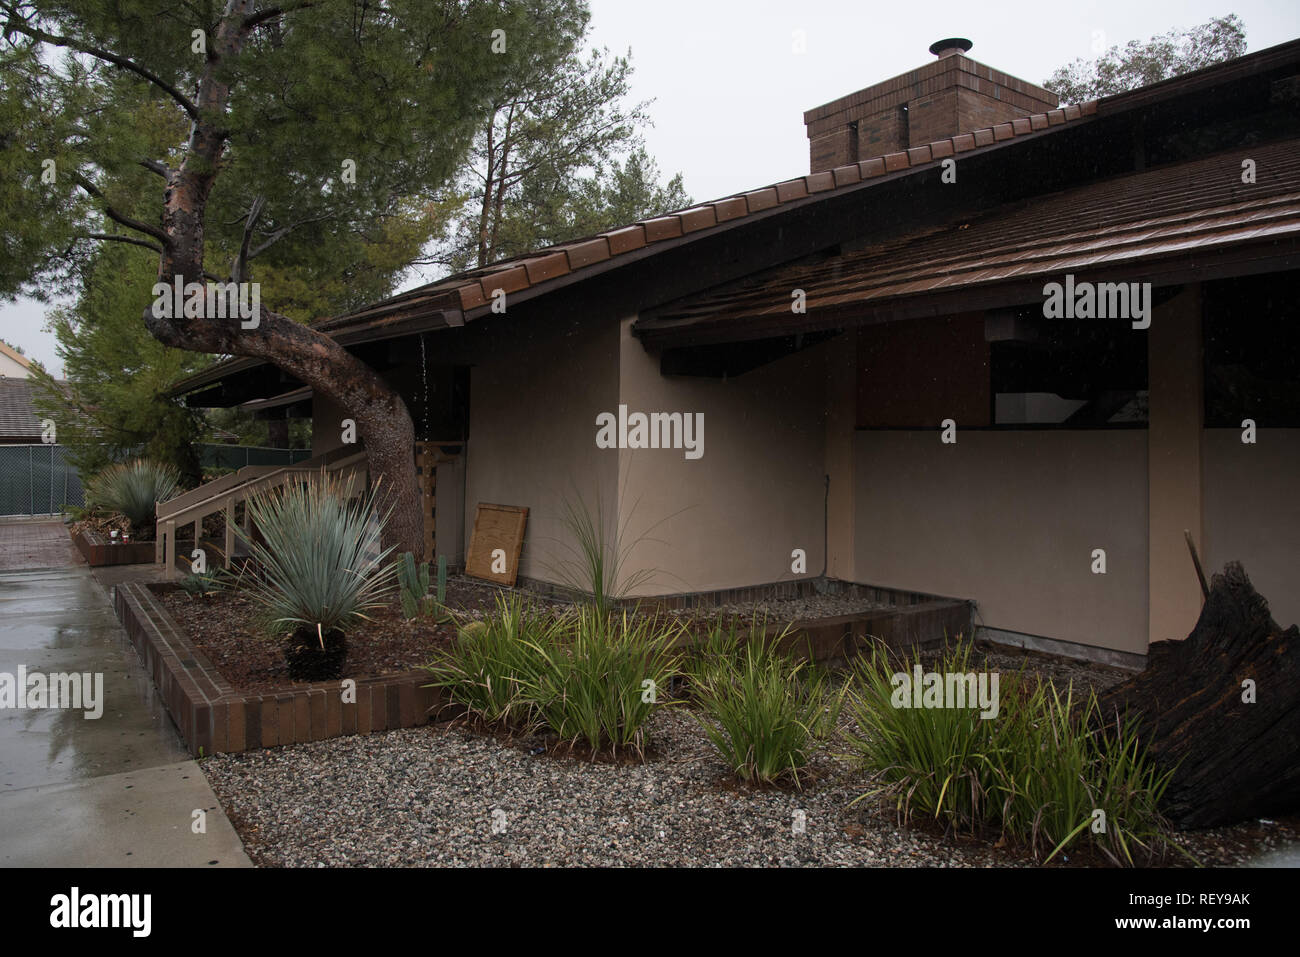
614 319 829 596
462 314 621 585
852 430 1150 654
310 394 351 458
1203 428 1300 629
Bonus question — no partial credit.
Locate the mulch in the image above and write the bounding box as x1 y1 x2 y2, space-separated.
155 575 528 695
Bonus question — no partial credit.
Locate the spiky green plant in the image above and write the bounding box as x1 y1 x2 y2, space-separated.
235 472 396 645
845 639 1183 865
691 632 843 787
85 459 180 537
422 593 562 730
525 606 682 758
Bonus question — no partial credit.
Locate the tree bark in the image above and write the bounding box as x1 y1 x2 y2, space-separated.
1096 561 1300 828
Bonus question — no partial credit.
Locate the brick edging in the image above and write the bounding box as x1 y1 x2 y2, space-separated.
112 581 448 755
74 529 155 567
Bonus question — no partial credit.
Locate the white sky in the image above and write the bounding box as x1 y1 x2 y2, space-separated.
3 0 1297 376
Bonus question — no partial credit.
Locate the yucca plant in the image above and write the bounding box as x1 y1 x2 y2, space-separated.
525 606 682 758
85 459 180 539
422 593 562 730
235 472 396 681
691 631 843 787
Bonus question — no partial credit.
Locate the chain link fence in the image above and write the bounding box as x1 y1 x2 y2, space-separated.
0 444 85 516
199 444 314 471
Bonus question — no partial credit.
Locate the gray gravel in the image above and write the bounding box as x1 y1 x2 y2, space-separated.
201 648 1297 868
203 708 1026 868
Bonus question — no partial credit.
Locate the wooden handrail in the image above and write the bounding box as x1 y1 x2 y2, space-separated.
155 449 370 577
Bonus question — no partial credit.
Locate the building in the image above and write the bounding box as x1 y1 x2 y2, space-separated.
172 38 1300 666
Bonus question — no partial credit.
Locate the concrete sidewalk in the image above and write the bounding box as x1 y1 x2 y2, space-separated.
0 520 251 867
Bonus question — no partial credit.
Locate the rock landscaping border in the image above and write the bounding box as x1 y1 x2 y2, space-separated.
112 581 449 756
75 529 156 566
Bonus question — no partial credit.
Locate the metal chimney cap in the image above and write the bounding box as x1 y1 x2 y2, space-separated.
929 38 973 58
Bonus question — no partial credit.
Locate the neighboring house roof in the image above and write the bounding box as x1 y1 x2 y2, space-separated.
0 378 45 442
638 138 1300 346
172 38 1300 399
0 340 33 378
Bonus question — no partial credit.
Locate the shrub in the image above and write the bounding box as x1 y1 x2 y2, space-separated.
846 640 1181 864
691 627 842 787
235 472 396 678
85 459 180 538
846 642 1021 832
422 594 562 731
526 606 682 758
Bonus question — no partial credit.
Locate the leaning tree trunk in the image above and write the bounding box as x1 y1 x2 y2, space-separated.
133 0 424 557
1096 562 1300 828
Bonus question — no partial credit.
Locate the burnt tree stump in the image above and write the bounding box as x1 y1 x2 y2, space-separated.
1097 562 1300 829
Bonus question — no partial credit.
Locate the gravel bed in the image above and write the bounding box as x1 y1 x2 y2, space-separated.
204 708 1025 868
201 703 1298 868
669 594 897 622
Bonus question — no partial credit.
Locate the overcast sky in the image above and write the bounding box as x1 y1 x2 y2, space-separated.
2 0 1296 376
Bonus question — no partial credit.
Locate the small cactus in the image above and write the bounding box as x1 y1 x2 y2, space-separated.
398 552 434 620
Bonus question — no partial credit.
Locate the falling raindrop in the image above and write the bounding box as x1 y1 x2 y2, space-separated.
419 332 431 442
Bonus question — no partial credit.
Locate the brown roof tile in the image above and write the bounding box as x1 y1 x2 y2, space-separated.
775 179 809 203
712 197 750 222
457 284 487 311
562 238 612 270
859 157 886 178
952 133 977 152
930 140 955 159
642 216 684 242
480 265 529 296
524 252 570 284
603 225 647 255
805 171 836 193
832 164 862 187
907 145 933 165
1011 117 1032 135
742 188 780 213
883 151 910 172
678 206 718 233
993 122 1015 141
973 128 995 147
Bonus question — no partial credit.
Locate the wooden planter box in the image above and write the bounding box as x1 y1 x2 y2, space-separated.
75 529 157 567
111 581 452 756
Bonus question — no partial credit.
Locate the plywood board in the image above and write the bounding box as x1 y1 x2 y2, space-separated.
465 503 528 586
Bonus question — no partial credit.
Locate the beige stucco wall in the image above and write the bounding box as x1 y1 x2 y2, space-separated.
310 393 351 457
1203 428 1300 629
462 314 621 585
1148 285 1205 644
852 430 1150 654
613 318 828 596
0 350 30 379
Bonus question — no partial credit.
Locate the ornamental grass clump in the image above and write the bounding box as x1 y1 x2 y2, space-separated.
422 593 562 732
690 622 843 787
85 459 180 539
236 472 396 681
846 639 1181 865
526 606 682 758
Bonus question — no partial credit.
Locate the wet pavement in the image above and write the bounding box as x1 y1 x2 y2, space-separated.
0 520 250 867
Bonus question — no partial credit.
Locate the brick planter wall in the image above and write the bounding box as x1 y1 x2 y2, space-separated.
112 582 449 756
75 529 156 566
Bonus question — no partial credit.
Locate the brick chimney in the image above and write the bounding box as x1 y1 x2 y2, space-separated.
804 39 1059 173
